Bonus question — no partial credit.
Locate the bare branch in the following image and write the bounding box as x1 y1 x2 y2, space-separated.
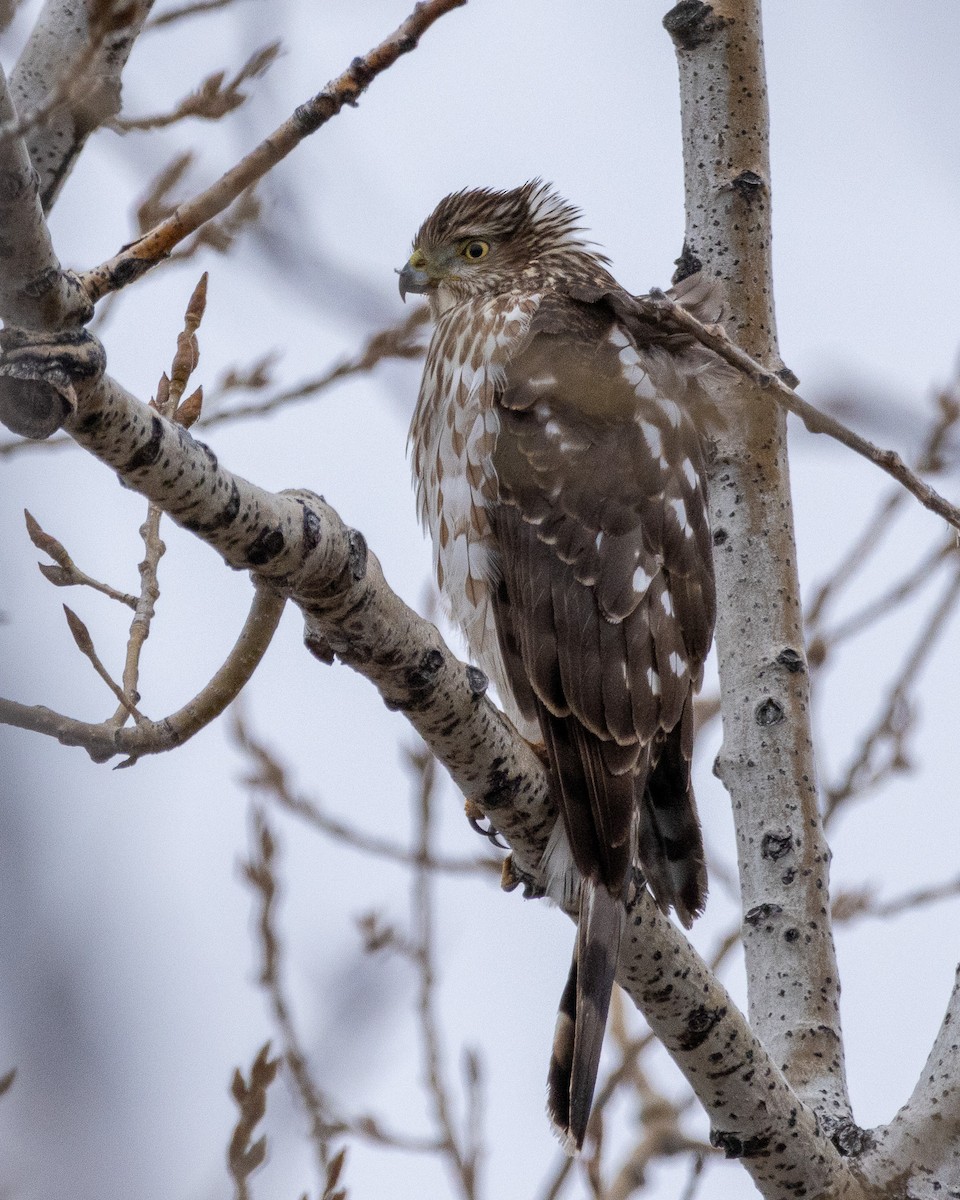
231 712 499 877
824 562 960 821
148 0 241 28
111 275 210 724
0 584 285 764
113 42 280 131
244 808 339 1179
863 966 960 1194
227 1041 281 1200
25 508 138 606
9 0 155 211
79 0 468 302
642 290 960 533
814 538 954 658
409 747 479 1199
62 604 145 720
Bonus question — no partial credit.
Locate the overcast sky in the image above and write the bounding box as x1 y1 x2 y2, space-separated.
1 3 959 1199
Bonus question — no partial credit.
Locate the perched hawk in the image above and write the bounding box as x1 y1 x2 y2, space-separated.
399 182 724 1152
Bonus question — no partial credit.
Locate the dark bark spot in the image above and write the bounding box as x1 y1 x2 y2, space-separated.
246 526 285 565
301 504 322 552
347 528 368 580
778 365 800 388
672 240 703 283
483 761 525 809
755 697 784 726
828 1119 873 1156
744 903 782 927
304 629 334 664
762 830 793 861
677 1004 726 1050
783 927 800 943
712 527 728 546
466 665 488 696
407 647 444 695
349 54 375 88
663 2 731 51
110 256 151 291
710 1130 771 1159
122 415 163 471
776 648 805 673
731 170 766 203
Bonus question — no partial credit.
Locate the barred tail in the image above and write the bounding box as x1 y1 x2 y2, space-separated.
547 878 624 1154
638 715 707 928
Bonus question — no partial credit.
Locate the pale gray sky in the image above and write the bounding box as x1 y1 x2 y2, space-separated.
1 3 959 1198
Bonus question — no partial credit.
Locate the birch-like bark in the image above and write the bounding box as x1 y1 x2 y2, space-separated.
665 0 852 1131
9 0 155 211
861 967 960 1194
0 63 91 334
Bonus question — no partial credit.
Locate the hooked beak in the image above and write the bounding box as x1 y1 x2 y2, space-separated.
398 250 433 301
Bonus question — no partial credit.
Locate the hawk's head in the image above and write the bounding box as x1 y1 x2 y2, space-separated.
399 181 601 312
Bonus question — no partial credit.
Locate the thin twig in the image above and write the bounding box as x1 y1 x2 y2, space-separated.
231 711 499 877
149 0 242 28
645 291 960 532
24 509 137 607
0 308 428 457
815 538 954 656
824 563 960 821
112 43 279 131
806 387 960 629
244 807 337 1178
227 1042 281 1200
0 584 285 764
410 746 479 1200
79 0 468 301
111 275 209 726
62 605 145 721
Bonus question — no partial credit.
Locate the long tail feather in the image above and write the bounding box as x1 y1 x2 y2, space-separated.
547 878 624 1153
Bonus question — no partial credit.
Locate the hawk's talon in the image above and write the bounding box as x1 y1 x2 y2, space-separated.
465 797 506 847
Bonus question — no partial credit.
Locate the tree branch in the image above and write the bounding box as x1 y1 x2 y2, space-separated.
665 0 852 1129
9 0 155 211
78 0 468 302
862 966 960 1194
640 291 960 532
0 582 285 764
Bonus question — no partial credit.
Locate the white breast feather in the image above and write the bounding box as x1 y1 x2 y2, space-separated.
411 293 541 739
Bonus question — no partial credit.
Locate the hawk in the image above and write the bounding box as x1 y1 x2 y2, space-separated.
399 182 724 1152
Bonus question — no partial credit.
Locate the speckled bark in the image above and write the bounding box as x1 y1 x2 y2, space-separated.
861 967 960 1195
0 64 92 332
9 0 154 211
618 884 861 1200
665 0 851 1132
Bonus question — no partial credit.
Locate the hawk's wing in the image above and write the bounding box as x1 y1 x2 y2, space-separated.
488 291 715 910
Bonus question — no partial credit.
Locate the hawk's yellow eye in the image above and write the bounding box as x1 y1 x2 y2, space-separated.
461 240 490 261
